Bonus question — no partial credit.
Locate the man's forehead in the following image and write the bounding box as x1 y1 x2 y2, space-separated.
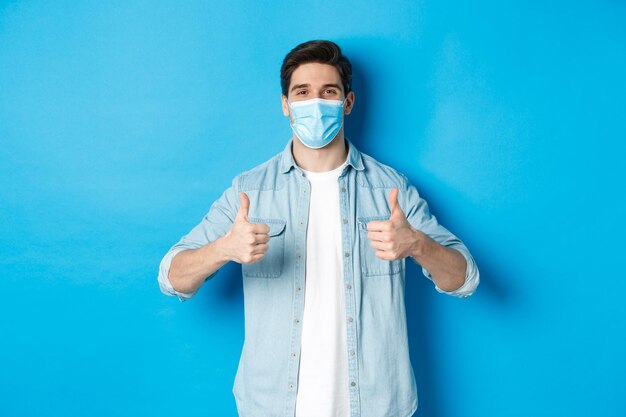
290 62 342 85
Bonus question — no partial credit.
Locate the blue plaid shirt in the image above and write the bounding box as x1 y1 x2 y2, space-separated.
158 137 479 417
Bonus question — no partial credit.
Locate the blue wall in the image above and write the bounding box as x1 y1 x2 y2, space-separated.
1 1 624 416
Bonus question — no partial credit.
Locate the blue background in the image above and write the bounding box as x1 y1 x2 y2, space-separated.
1 1 625 416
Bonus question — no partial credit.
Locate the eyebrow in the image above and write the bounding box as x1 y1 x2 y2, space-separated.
290 83 343 92
322 83 343 91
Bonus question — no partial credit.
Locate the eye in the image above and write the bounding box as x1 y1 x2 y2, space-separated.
296 90 307 95
324 89 338 95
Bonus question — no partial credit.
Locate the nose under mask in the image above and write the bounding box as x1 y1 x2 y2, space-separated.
288 98 345 149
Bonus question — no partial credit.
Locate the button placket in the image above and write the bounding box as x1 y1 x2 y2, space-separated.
337 176 361 412
287 176 310 412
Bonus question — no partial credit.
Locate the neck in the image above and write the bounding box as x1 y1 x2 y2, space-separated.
292 130 349 173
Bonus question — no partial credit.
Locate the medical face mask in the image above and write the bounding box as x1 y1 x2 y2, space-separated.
287 97 346 149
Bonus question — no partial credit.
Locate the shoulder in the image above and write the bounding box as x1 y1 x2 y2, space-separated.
232 149 285 191
358 150 408 189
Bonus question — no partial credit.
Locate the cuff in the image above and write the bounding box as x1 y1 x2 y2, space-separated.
158 248 200 302
411 248 479 298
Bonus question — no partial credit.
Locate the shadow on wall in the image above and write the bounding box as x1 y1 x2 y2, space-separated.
343 52 370 151
404 229 515 417
198 262 244 312
412 171 516 307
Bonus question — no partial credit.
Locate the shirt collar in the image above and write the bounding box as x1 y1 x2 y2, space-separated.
279 137 365 174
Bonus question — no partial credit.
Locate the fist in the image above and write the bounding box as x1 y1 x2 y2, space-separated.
222 192 271 264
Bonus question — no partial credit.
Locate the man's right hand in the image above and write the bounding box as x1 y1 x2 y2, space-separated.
220 192 270 264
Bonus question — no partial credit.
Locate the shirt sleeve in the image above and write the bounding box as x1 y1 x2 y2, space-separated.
157 175 240 302
398 172 480 298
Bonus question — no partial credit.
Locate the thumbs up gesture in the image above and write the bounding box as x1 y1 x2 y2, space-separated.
365 187 422 261
221 192 271 264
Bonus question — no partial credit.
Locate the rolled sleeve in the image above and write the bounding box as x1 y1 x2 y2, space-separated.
410 246 479 298
157 175 240 302
158 247 203 302
400 172 480 298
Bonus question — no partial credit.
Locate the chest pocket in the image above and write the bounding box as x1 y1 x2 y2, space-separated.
242 217 287 278
357 214 402 276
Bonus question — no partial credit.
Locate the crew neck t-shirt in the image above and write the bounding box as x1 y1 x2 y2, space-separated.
294 158 350 417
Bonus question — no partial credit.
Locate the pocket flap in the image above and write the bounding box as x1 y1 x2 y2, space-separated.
267 221 286 237
357 214 391 230
249 217 286 236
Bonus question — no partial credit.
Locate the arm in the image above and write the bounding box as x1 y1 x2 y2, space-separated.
409 230 467 292
365 179 479 297
157 175 240 302
399 173 480 298
168 193 270 294
168 238 230 294
158 176 271 302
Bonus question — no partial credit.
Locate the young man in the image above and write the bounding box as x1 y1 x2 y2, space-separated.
158 40 479 417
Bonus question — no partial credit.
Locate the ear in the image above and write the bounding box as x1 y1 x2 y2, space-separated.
344 90 355 115
281 94 290 117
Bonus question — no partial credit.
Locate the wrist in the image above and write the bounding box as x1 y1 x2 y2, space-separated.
212 235 232 264
410 227 425 260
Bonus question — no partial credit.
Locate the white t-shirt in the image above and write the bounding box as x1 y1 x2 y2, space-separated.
295 158 350 417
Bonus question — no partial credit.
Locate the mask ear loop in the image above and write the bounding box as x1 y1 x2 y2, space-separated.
285 98 295 121
341 97 348 114
286 99 294 125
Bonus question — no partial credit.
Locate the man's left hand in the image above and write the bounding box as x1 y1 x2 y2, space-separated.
366 187 423 261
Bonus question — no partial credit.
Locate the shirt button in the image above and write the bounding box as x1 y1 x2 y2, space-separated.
294 318 300 324
350 350 355 356
346 284 352 290
291 352 296 357
296 287 301 291
289 383 294 389
344 252 350 257
341 187 346 192
342 218 348 224
351 381 356 387
347 316 353 323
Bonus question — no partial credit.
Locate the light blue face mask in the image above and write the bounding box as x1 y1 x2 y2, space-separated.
287 98 346 149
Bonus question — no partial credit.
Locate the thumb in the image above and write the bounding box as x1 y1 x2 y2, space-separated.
388 187 404 220
235 192 250 223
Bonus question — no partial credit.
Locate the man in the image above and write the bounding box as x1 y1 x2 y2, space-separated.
158 40 479 417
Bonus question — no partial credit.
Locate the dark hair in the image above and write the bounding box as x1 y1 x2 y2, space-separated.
280 40 352 97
